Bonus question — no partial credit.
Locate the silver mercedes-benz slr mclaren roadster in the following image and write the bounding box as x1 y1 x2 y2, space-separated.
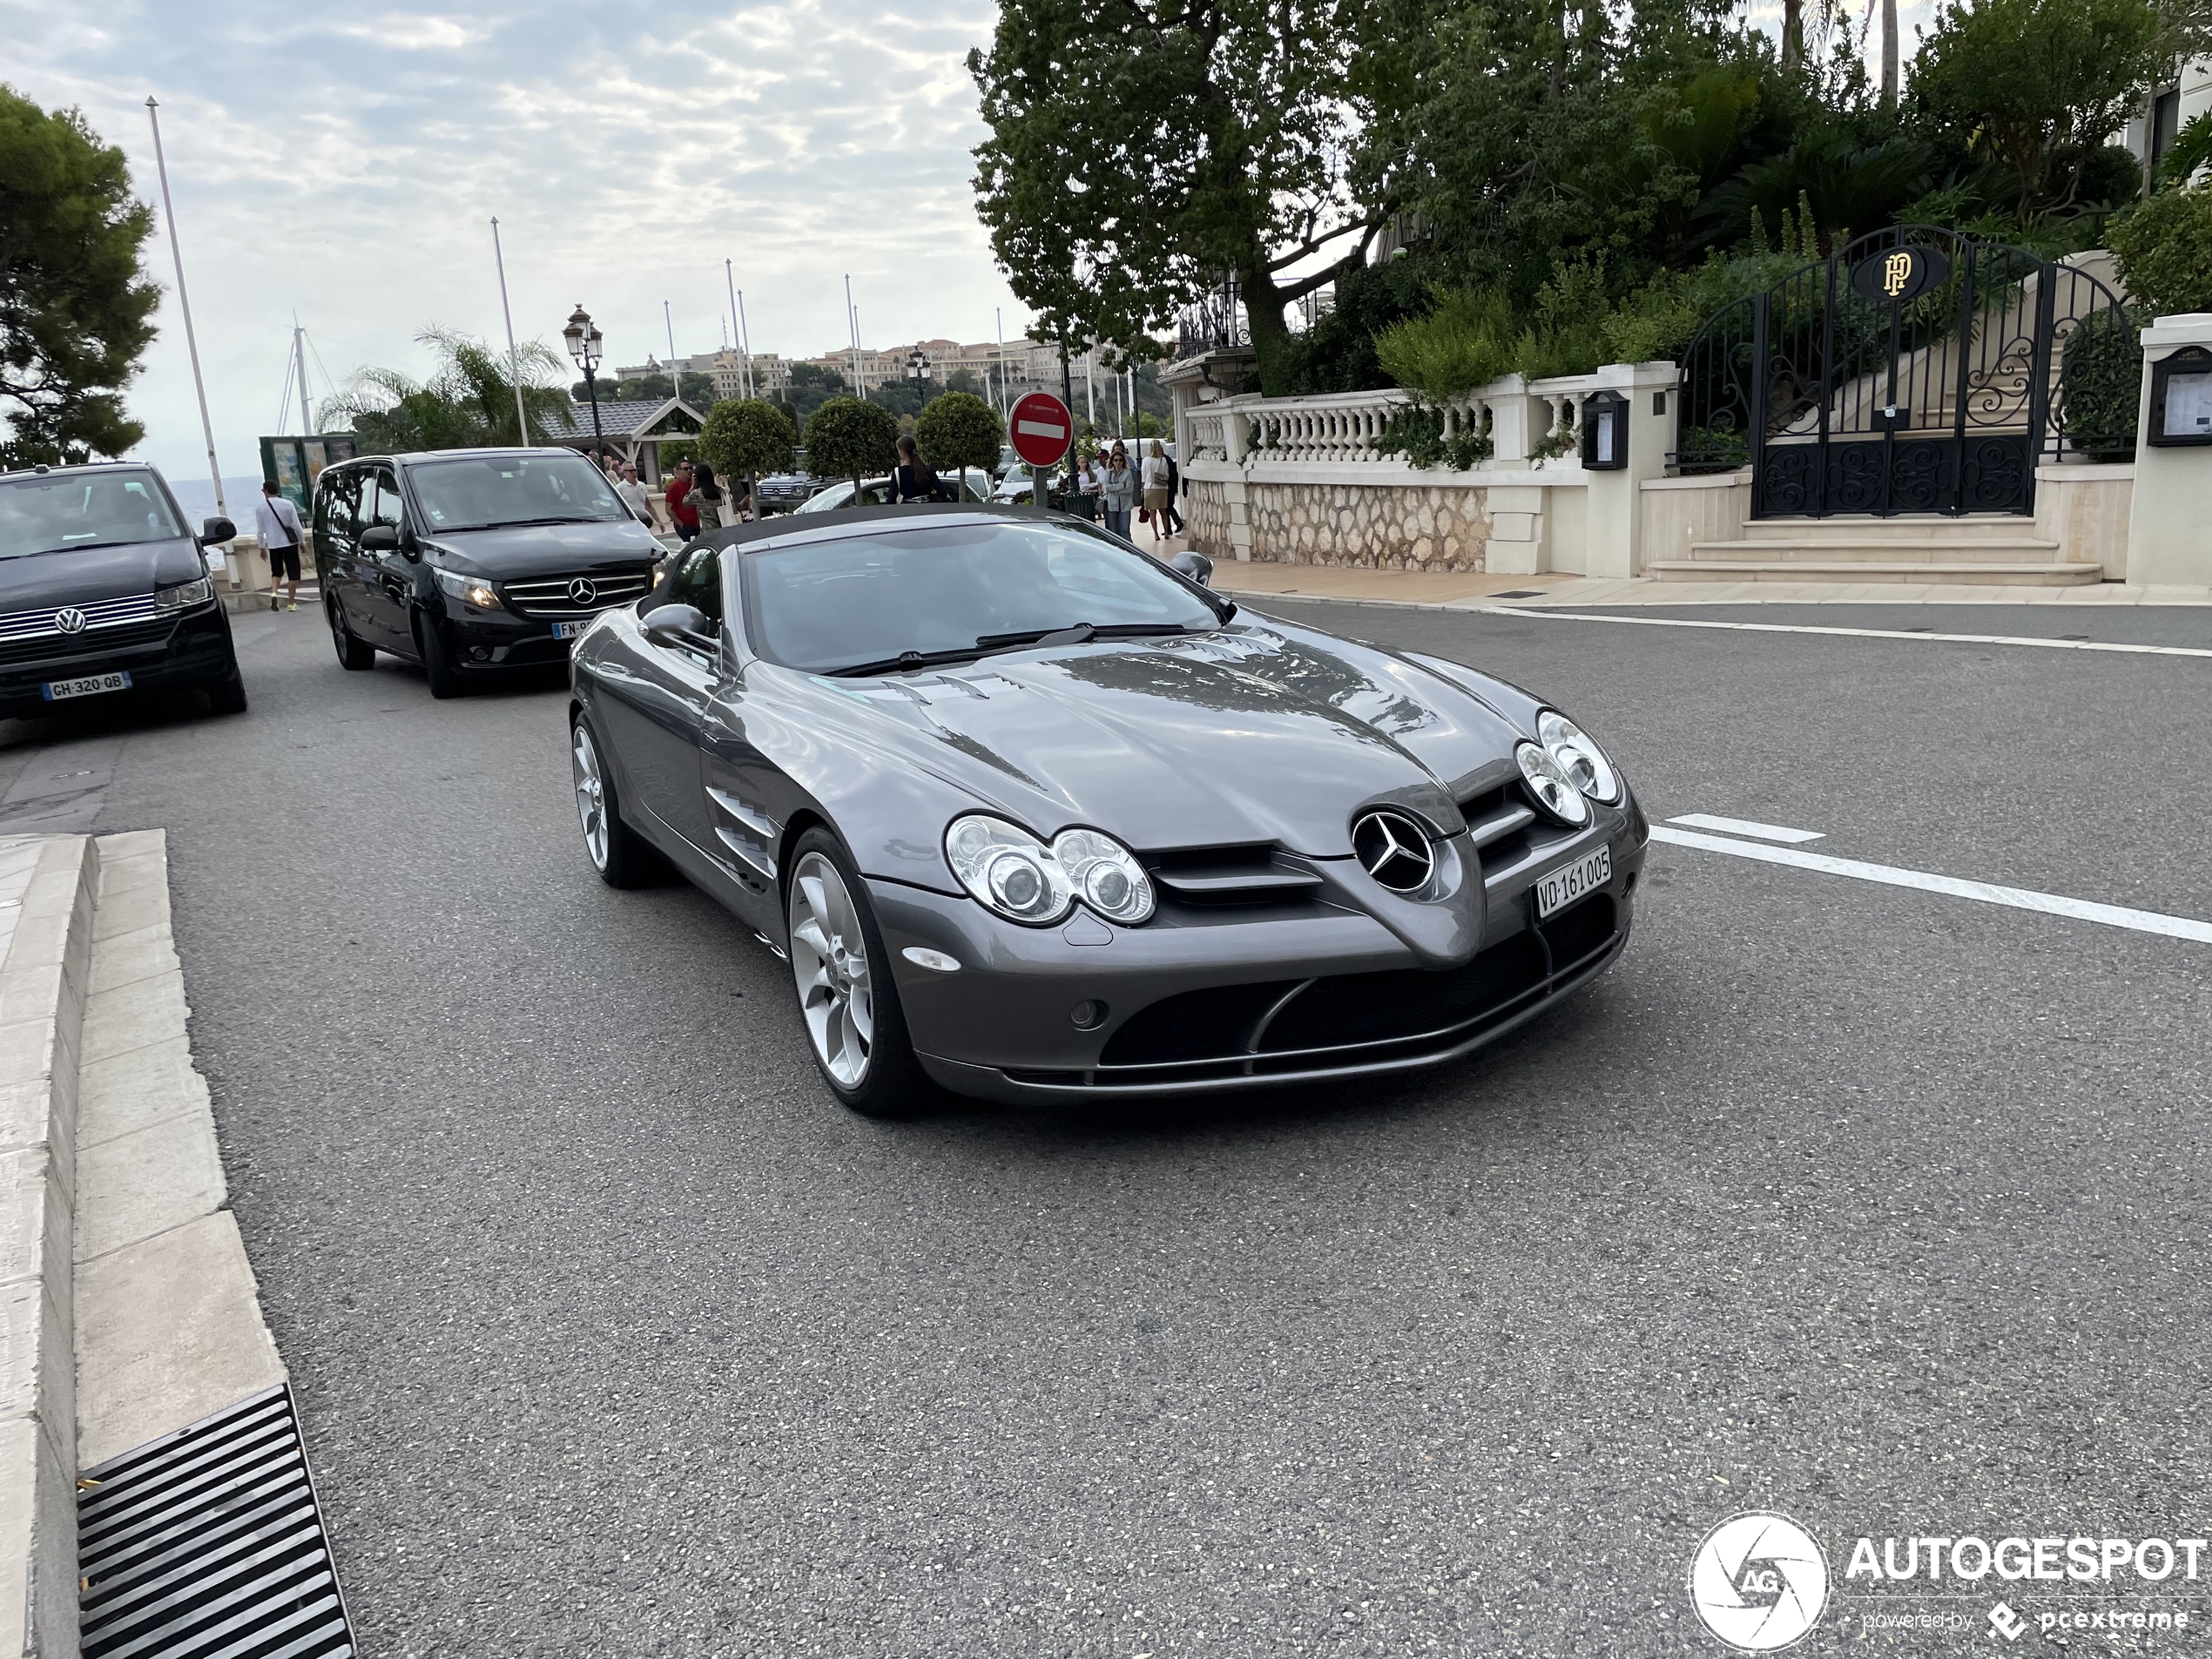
568 504 1647 1117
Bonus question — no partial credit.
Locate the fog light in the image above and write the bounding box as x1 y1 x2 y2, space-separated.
469 645 491 661
1069 1000 1108 1030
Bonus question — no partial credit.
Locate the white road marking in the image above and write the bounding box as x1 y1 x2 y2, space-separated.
1666 813 1824 844
1649 826 2212 945
1482 607 2212 659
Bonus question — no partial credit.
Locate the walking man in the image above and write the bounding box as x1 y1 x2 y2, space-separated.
664 461 698 542
254 480 307 612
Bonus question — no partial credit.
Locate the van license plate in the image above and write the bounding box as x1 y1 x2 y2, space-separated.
42 671 131 702
1536 846 1610 918
550 621 590 641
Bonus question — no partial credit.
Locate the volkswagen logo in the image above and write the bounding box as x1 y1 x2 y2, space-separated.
566 577 599 607
1351 808 1435 893
54 607 87 636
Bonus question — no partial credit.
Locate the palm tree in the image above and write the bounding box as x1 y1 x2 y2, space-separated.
320 327 571 455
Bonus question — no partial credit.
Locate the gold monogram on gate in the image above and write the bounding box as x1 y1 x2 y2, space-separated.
1882 251 1914 297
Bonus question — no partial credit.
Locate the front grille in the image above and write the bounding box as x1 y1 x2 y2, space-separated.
0 614 174 667
78 1385 354 1658
501 568 653 617
1144 843 1325 907
0 591 160 645
1075 893 1621 1086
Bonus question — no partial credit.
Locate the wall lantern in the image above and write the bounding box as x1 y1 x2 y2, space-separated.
1581 389 1629 471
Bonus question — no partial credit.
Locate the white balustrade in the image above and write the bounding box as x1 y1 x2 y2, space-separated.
1198 374 1605 473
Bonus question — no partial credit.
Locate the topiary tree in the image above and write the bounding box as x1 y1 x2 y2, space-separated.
914 391 1004 501
699 397 797 516
2108 185 2212 318
799 396 900 501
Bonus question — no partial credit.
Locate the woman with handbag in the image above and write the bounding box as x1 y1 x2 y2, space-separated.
891 435 943 502
1141 440 1172 543
685 462 727 537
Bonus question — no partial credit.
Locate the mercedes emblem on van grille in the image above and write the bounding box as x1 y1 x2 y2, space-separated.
1352 809 1435 892
567 578 598 607
54 607 87 635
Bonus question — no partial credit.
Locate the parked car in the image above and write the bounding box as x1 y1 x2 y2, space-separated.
0 462 246 717
753 473 822 515
568 503 1645 1118
792 475 993 513
314 448 663 698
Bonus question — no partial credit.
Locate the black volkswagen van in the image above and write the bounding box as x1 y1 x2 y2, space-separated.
314 448 663 698
0 462 246 718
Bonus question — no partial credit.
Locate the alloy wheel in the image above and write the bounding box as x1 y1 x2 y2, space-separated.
787 851 873 1089
571 724 609 870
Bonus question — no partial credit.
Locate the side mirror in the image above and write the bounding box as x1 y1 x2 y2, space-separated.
642 603 712 646
200 516 235 545
1170 550 1214 588
359 524 400 552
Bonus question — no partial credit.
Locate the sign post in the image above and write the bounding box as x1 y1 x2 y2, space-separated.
1009 390 1072 506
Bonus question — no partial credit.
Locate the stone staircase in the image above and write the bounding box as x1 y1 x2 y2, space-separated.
1646 516 2103 585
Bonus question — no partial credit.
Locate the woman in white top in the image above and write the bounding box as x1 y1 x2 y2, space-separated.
1140 441 1171 543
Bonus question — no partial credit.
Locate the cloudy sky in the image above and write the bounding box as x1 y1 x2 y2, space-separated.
7 0 1025 487
9 0 1922 492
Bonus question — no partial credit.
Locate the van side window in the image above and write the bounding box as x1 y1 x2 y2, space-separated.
368 468 403 532
320 469 361 540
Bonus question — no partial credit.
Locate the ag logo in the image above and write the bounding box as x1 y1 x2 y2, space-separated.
1689 1512 1829 1652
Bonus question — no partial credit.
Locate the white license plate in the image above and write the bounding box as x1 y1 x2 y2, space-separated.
1536 846 1610 918
550 621 590 641
41 671 131 702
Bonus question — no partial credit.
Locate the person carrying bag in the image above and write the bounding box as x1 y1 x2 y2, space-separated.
892 436 944 503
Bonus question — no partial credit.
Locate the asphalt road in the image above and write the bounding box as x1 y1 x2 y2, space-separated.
6 597 2210 1657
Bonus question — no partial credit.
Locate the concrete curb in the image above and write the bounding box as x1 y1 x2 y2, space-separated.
0 834 98 1658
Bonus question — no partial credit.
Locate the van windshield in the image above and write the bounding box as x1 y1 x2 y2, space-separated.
407 454 630 532
0 469 187 559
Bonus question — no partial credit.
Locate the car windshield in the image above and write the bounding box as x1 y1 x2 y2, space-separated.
0 469 186 559
794 476 989 513
406 453 629 532
744 519 1222 674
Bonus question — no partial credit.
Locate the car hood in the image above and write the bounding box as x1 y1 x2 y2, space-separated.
425 517 660 575
0 537 206 610
787 619 1532 858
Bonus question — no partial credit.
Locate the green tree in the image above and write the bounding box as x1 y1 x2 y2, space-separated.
944 367 982 395
1909 0 2161 215
322 327 570 454
786 361 849 427
698 397 797 510
799 396 900 497
2108 182 2212 314
970 0 1398 388
677 370 715 407
914 391 1003 499
0 88 159 467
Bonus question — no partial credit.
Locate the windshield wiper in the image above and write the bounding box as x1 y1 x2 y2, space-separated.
971 621 1198 649
822 647 995 679
460 516 605 530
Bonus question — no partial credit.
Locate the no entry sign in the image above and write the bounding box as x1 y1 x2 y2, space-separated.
1008 392 1073 468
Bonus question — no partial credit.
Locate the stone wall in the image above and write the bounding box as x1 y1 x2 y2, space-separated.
1247 482 1488 572
1184 478 1233 559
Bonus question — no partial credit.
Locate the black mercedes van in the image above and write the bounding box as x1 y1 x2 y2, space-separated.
314 448 663 698
0 462 246 718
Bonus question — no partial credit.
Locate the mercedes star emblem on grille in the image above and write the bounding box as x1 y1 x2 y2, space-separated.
567 577 598 606
1351 809 1435 892
54 607 88 635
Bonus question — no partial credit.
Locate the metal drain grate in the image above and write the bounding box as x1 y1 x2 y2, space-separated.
78 1385 354 1657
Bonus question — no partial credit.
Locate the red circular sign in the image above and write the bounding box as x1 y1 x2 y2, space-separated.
1008 391 1074 468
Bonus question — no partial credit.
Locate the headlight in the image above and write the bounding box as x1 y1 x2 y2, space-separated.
433 567 500 610
153 577 213 611
1515 741 1589 826
1538 709 1620 803
943 815 1155 927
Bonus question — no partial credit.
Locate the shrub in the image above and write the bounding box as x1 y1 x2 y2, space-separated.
799 396 900 489
2059 308 2142 460
913 391 1003 496
1372 402 1494 471
699 398 797 494
2107 185 2212 317
1374 288 1518 398
658 438 697 468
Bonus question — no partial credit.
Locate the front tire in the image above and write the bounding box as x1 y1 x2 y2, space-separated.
785 829 935 1119
571 714 669 888
329 597 375 669
205 667 247 716
415 611 462 699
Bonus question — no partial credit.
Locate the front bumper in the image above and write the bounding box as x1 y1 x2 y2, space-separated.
0 604 235 715
868 806 1645 1103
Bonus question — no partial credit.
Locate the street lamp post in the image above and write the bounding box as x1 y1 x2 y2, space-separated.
907 346 931 402
563 304 605 452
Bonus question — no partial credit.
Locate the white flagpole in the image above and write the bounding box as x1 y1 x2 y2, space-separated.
664 300 679 401
736 290 754 400
725 260 753 399
491 218 529 445
145 98 225 522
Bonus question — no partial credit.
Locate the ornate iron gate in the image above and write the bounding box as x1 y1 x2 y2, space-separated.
1676 227 2132 518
